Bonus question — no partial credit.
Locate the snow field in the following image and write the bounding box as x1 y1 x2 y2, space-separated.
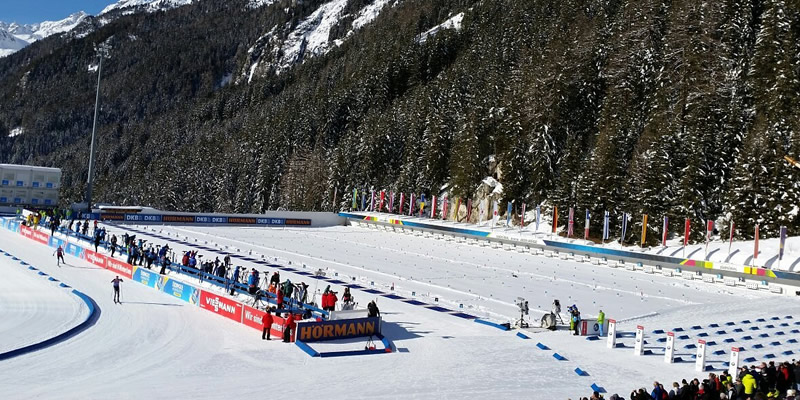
0 251 88 354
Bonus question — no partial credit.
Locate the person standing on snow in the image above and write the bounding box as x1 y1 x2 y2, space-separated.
597 309 605 335
111 276 123 304
230 266 240 295
54 245 65 266
262 309 274 340
282 313 296 343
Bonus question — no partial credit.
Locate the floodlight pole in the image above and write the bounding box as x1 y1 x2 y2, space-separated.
85 42 110 214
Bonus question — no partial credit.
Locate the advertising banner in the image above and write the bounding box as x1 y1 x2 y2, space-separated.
580 320 603 336
296 317 381 343
66 243 85 259
242 306 294 339
199 290 243 323
31 229 50 245
160 277 200 305
132 267 160 288
84 249 107 269
48 236 66 249
106 257 133 279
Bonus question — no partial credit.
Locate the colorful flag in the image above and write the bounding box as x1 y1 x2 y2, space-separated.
455 198 461 221
754 224 760 261
410 193 416 216
621 213 628 243
535 205 541 232
491 200 499 227
442 197 449 220
361 192 366 211
466 199 473 221
506 202 513 227
706 220 714 242
602 211 610 241
779 225 787 261
552 206 558 234
379 191 385 212
728 220 735 254
479 199 487 225
352 188 358 210
399 193 405 214
430 195 437 219
568 207 575 237
661 216 668 247
419 194 426 218
520 203 526 229
584 209 590 240
684 218 691 246
370 190 375 211
640 214 648 246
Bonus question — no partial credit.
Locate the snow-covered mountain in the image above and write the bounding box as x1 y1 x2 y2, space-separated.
242 0 396 82
0 12 89 57
0 0 194 58
100 0 194 15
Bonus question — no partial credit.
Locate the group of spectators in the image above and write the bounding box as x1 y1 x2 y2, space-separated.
577 359 800 400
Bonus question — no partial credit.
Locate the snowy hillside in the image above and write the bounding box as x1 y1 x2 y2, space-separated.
0 12 89 57
100 0 194 15
243 0 398 81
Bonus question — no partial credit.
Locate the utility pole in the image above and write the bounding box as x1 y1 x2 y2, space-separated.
85 41 111 213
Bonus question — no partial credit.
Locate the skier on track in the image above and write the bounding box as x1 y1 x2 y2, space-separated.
54 245 65 266
111 276 123 304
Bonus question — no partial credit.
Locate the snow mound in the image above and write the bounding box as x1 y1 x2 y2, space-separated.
418 12 463 43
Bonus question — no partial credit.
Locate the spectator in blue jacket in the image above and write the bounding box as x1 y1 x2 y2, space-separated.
229 266 241 295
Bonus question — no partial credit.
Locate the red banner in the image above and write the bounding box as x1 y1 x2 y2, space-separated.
84 249 107 269
199 290 243 323
106 257 133 279
32 229 50 245
242 305 295 340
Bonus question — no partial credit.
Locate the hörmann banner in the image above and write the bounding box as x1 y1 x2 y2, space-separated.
296 317 381 343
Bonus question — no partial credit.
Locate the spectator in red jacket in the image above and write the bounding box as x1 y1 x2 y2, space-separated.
262 310 274 340
283 313 296 343
276 289 284 309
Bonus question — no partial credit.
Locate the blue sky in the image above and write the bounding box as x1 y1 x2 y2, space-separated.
2 1 112 24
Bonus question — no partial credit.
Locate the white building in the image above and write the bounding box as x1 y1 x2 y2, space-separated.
0 164 61 207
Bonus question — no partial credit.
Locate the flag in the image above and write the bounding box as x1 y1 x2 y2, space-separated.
352 188 358 210
568 207 575 237
621 213 628 243
430 195 437 219
779 225 787 261
455 198 461 221
641 214 648 246
442 197 448 220
409 193 415 216
661 216 668 247
492 200 499 227
706 220 714 242
520 203 526 229
370 190 375 211
506 202 513 227
535 205 541 232
419 194 426 218
584 209 590 240
379 191 385 212
602 211 609 241
399 193 405 214
728 220 735 254
332 187 338 210
684 218 691 246
479 199 487 225
361 192 366 211
754 224 760 261
552 206 558 234
466 199 472 221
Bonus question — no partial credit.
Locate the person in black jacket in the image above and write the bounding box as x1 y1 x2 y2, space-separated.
367 300 380 318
